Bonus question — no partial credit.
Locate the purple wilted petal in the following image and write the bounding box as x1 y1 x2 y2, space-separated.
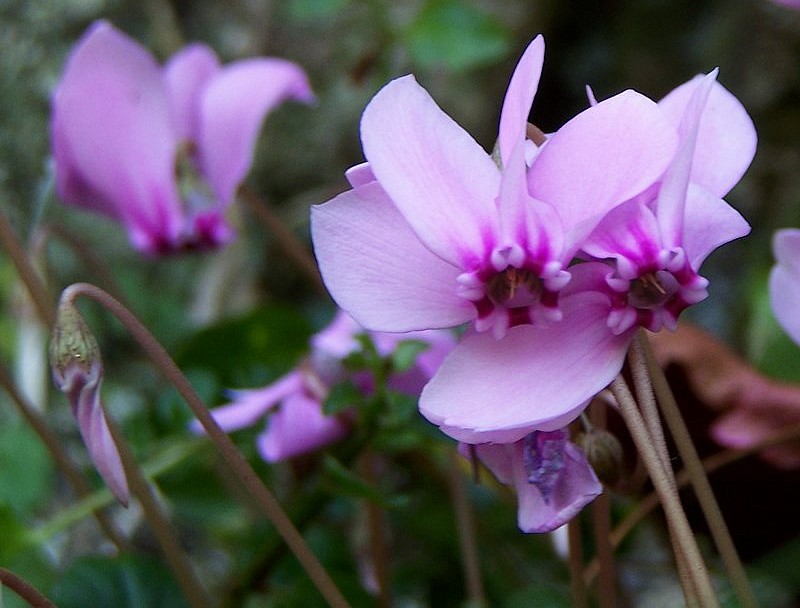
523 429 569 504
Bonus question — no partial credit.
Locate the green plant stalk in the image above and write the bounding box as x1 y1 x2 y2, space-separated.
610 375 719 607
638 333 758 608
63 282 351 608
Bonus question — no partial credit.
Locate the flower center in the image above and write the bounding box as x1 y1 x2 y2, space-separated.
627 270 677 310
486 267 542 307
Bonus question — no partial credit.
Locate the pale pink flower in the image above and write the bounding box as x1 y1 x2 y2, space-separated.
52 20 313 254
769 229 800 346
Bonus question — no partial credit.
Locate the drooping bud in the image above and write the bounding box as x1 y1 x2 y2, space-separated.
50 298 129 506
575 428 624 487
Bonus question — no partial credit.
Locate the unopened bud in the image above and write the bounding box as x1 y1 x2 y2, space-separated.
575 429 624 486
50 300 101 390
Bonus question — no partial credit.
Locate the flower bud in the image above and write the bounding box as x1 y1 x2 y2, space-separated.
575 429 624 487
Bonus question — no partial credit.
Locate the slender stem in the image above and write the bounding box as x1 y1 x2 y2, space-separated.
361 451 391 608
62 282 351 608
239 186 327 295
586 419 800 586
0 360 126 551
638 333 758 608
588 403 616 608
0 567 57 608
103 414 213 608
445 450 486 607
610 376 719 607
567 517 588 608
0 207 53 325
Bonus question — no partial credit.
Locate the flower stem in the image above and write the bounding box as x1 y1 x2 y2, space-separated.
446 449 486 607
240 186 327 295
636 332 757 608
62 282 351 608
361 451 391 608
103 413 214 608
0 207 53 325
610 375 719 607
0 567 57 608
588 402 616 608
567 517 588 608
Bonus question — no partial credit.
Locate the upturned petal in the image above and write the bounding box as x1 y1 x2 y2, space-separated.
51 20 183 252
682 184 750 268
360 75 501 267
497 35 545 166
256 391 349 462
311 181 474 332
197 58 314 206
658 75 757 198
419 291 631 444
770 229 800 346
527 90 679 244
163 43 220 142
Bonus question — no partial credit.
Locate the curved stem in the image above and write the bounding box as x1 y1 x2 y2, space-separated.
638 333 757 608
610 375 719 607
0 567 57 608
62 282 351 608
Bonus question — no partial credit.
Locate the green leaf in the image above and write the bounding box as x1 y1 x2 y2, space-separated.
381 390 418 427
390 339 429 373
323 379 363 415
404 0 511 72
321 454 401 507
50 555 188 608
0 420 54 513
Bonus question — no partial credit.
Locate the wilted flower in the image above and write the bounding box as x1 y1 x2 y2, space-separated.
51 20 313 254
50 299 128 505
197 311 454 462
769 229 800 346
464 429 602 533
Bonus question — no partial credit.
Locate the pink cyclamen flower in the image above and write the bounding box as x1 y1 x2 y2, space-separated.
464 429 601 533
52 20 313 255
312 36 756 445
197 311 454 462
312 37 678 443
769 229 800 346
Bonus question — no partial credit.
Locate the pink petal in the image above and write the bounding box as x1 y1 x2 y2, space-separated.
51 20 183 252
770 229 800 346
311 181 474 332
528 90 678 236
497 35 545 166
360 75 501 267
419 292 631 443
659 76 757 198
682 184 750 268
655 70 717 248
311 311 362 358
198 58 314 205
256 392 348 462
582 200 663 271
198 372 303 433
512 439 601 533
163 43 220 142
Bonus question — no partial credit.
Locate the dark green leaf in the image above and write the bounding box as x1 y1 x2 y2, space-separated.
323 379 363 415
390 339 429 373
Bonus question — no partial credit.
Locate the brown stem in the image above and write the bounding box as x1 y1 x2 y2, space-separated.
361 451 391 608
62 282 351 608
638 333 757 608
240 186 327 295
567 517 588 608
0 360 126 551
0 207 53 325
0 567 57 608
588 403 616 608
103 414 213 608
445 450 486 606
610 376 719 607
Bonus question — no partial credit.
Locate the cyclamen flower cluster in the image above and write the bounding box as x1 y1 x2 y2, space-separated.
311 36 756 530
51 21 313 255
198 311 455 462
